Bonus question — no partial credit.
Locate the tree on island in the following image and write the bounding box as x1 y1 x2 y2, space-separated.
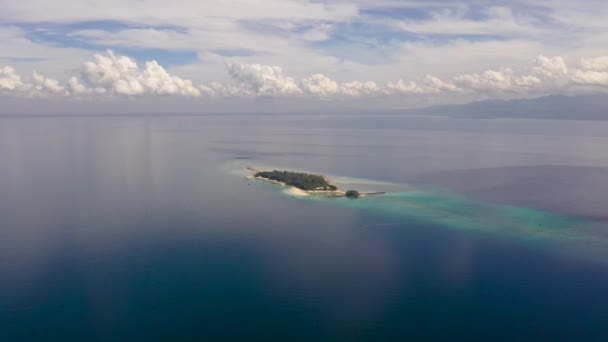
345 190 360 198
255 170 338 191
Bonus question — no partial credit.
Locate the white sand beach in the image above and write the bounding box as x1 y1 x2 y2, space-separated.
284 187 310 197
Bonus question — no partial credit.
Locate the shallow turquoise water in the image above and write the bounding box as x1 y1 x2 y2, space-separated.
246 165 605 264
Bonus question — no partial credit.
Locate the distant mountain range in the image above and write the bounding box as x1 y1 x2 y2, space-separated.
407 94 608 120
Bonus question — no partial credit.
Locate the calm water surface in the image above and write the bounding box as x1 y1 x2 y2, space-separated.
1 114 608 340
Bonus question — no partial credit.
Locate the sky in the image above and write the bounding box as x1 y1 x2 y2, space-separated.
2 0 608 112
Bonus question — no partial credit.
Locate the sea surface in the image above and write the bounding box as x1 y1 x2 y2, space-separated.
1 114 608 340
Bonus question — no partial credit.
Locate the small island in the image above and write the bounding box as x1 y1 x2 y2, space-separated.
254 170 338 191
248 168 386 198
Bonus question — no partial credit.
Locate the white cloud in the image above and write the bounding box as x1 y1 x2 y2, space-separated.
297 73 383 97
3 0 608 92
301 74 339 96
571 57 608 86
514 75 541 88
142 61 200 96
532 55 568 79
340 81 380 97
67 77 87 95
422 76 459 92
209 82 246 97
1 67 68 97
0 66 25 91
451 55 570 93
30 71 65 95
3 50 608 102
3 0 608 107
386 76 458 95
579 57 608 71
572 70 608 86
227 63 302 96
454 69 515 92
78 50 201 96
198 83 216 97
385 79 426 95
80 51 142 95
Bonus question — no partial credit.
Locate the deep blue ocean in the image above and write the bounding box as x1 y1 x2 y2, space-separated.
1 114 608 341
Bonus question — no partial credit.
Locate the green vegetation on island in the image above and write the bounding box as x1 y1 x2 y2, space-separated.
255 170 338 191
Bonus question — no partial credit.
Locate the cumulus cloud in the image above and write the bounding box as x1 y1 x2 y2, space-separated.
67 77 87 95
30 72 65 95
141 61 200 96
579 57 608 71
222 68 381 98
572 57 608 86
340 81 380 97
301 73 338 96
452 55 570 93
80 51 142 95
572 70 608 86
198 83 216 97
0 66 25 91
78 50 201 96
454 69 515 92
532 55 568 79
386 76 458 95
3 51 608 102
423 76 459 92
227 63 302 96
296 73 384 97
1 67 66 97
2 0 608 104
385 79 427 94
